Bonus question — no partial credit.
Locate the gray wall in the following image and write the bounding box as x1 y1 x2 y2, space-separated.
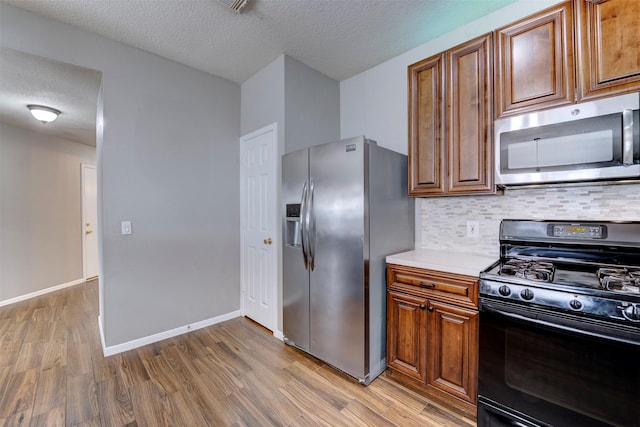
0 123 96 301
240 55 340 153
241 56 285 137
284 56 340 153
1 4 241 346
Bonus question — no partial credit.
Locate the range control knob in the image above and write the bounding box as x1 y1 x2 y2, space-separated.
520 289 534 301
622 304 640 322
498 285 511 296
569 299 583 310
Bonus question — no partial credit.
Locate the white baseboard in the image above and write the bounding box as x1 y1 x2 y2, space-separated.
273 329 284 341
0 278 86 307
100 310 242 357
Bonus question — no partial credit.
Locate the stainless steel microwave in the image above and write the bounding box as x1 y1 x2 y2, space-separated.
495 93 640 186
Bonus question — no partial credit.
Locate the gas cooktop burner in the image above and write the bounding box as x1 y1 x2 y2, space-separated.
597 268 640 295
499 259 555 282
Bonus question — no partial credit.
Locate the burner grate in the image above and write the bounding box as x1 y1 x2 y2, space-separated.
597 268 640 295
499 259 555 282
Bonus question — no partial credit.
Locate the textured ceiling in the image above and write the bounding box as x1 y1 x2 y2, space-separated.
1 0 518 146
4 0 517 84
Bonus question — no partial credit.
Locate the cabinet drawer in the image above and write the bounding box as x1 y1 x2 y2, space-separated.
387 264 478 308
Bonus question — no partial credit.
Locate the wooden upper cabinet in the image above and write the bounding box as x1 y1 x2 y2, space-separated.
494 1 575 117
408 0 639 196
576 0 640 100
447 33 494 194
408 54 446 195
408 34 494 197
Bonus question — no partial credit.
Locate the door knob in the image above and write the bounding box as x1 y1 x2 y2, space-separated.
85 230 93 235
263 237 273 245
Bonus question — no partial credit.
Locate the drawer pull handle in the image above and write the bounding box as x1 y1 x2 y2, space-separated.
419 281 436 288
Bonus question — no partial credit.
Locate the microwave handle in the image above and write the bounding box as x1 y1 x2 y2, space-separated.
622 109 633 165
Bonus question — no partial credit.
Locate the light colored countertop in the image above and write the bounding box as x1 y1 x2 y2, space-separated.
386 249 497 277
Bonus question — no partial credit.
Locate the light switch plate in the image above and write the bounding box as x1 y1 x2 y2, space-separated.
121 220 132 235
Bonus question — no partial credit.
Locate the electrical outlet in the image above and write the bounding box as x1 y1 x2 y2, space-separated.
467 220 479 238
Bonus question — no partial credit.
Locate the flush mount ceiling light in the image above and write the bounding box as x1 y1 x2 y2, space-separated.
27 104 61 124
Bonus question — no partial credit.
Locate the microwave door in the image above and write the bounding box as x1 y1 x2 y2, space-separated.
505 131 614 170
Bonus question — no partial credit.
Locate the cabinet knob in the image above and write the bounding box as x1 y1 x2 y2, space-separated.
419 304 426 310
428 306 434 312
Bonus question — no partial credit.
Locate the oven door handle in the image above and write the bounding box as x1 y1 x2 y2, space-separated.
479 397 550 427
481 300 640 346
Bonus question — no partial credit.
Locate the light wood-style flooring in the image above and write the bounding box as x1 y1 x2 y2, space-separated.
0 280 475 426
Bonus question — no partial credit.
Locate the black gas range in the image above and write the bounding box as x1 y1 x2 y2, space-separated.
478 219 640 427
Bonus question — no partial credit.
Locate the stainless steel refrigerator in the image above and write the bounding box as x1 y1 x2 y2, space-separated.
282 135 414 385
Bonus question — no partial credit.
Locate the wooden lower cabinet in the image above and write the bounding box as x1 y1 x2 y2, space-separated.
387 290 427 382
386 264 479 414
427 300 478 405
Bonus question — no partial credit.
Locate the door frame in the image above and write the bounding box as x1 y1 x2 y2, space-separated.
239 122 280 336
81 163 98 280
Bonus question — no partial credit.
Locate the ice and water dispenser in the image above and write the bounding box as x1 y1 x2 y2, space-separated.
285 203 302 247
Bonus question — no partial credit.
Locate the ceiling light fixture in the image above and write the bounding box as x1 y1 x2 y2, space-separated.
27 104 61 124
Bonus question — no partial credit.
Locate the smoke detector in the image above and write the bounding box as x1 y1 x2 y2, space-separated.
216 0 249 13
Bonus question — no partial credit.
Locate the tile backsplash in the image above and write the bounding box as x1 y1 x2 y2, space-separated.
419 183 640 257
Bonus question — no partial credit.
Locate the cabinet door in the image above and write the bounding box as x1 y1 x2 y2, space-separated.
577 0 640 100
408 54 446 196
495 1 574 117
446 33 495 195
387 290 427 382
427 300 478 404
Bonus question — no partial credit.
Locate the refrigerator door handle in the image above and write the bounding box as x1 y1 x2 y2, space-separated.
308 180 316 271
300 181 309 270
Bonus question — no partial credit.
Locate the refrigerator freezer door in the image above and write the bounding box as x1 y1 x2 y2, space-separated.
309 138 368 380
282 148 310 351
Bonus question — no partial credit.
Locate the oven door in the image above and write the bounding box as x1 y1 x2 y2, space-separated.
478 298 640 427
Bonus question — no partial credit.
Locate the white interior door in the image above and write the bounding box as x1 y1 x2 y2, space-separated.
82 164 98 280
240 123 278 332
